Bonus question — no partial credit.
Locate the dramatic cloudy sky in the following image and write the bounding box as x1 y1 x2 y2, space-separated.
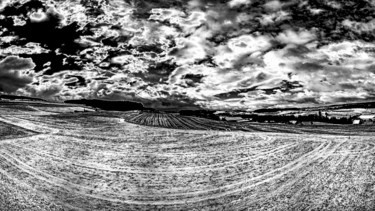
1 0 375 110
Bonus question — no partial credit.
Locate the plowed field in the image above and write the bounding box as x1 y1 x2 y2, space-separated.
1 105 375 210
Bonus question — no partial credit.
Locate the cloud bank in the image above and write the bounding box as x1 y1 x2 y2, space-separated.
1 0 375 110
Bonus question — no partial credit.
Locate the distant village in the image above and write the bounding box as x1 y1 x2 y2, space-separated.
178 110 375 125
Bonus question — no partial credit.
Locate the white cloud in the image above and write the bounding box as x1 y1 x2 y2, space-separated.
167 30 211 65
276 29 316 45
258 11 290 25
342 19 375 33
29 10 49 22
214 35 273 68
264 0 283 11
149 8 185 22
228 0 251 8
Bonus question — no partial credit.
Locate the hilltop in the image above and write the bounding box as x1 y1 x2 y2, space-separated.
65 99 145 111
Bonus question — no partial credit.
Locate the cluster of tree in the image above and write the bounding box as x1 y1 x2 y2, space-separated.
65 99 145 111
179 110 221 121
253 102 375 113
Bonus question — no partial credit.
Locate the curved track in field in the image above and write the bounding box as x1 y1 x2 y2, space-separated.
1 113 375 210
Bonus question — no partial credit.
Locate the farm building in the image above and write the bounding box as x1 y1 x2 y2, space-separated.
352 114 375 125
359 115 375 121
352 119 361 125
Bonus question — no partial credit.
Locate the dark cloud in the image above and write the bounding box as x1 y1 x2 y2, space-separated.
339 83 357 90
232 54 266 69
0 56 35 92
288 0 375 43
129 0 185 19
0 0 91 53
182 74 205 83
132 60 178 84
142 96 202 111
367 64 375 74
100 35 130 48
290 97 319 105
177 73 206 88
214 86 258 99
293 62 324 72
215 80 303 100
79 0 105 17
18 53 83 74
283 45 312 58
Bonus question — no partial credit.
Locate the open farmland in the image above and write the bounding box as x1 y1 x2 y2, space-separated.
1 102 375 210
122 111 375 136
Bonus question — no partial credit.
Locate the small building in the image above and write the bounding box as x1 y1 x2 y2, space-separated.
289 120 297 125
352 114 375 125
118 118 125 123
218 116 226 121
289 120 303 125
352 119 361 125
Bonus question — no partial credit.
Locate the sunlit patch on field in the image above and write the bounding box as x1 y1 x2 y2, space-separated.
1 107 375 210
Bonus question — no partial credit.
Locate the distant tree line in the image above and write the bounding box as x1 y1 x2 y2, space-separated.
179 110 221 121
179 109 358 125
240 113 353 124
0 95 46 101
65 99 145 111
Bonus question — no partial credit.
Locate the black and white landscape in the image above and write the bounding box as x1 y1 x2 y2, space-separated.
1 0 375 210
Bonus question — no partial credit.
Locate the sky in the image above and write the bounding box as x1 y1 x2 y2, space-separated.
0 0 375 110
